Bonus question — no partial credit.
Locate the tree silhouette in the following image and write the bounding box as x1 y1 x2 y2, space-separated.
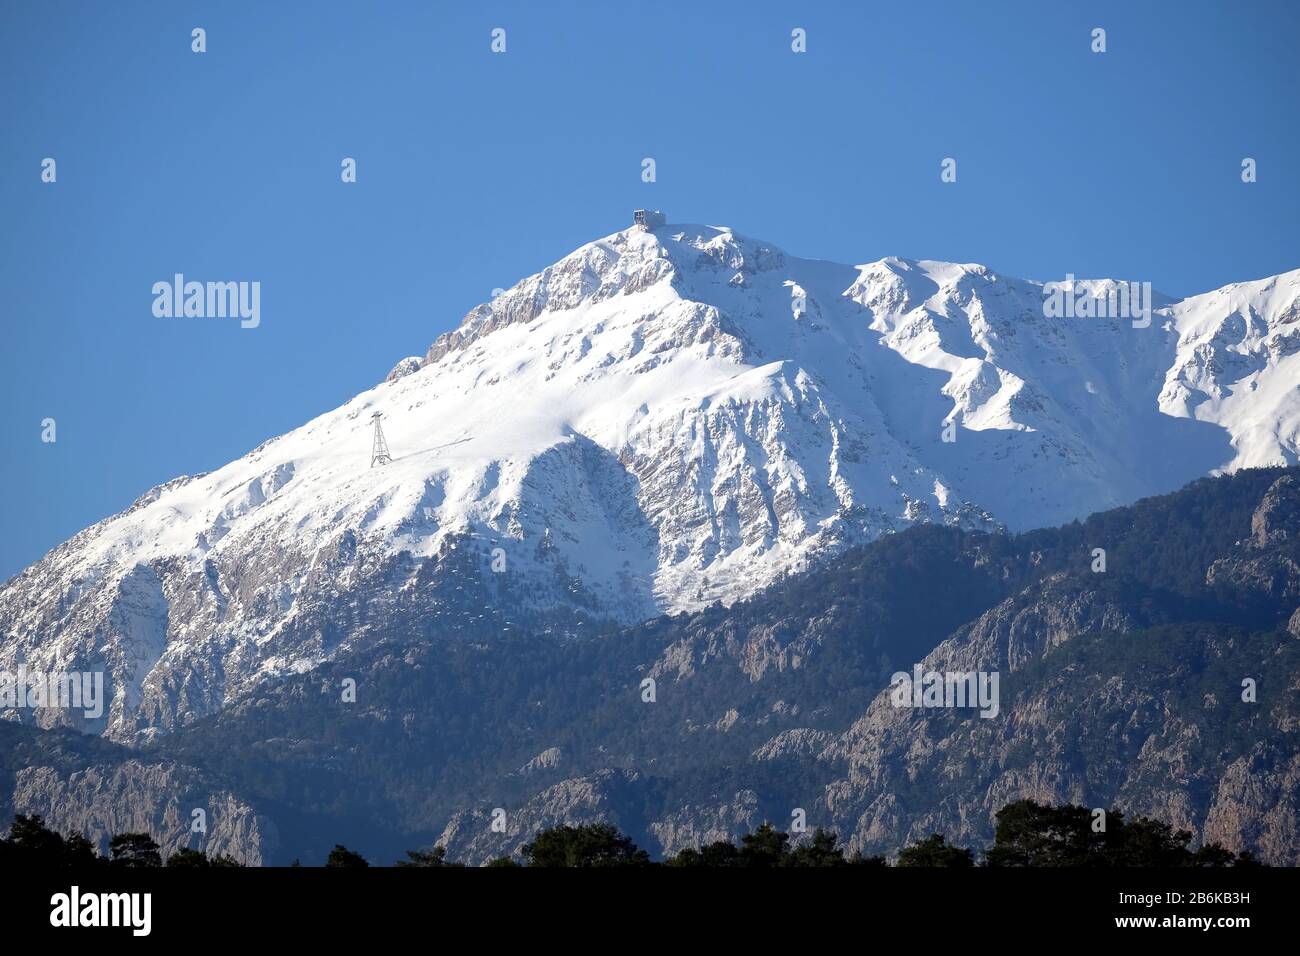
666 840 743 867
4 814 67 863
787 828 849 867
739 822 790 868
109 833 162 868
985 800 1100 867
325 844 369 867
167 847 212 867
985 800 1253 867
61 833 101 867
521 823 650 867
397 845 463 867
896 834 974 867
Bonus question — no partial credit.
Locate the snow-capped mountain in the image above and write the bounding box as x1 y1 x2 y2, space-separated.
2 218 1298 740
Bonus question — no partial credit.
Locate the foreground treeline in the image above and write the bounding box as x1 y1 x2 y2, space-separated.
3 800 1266 867
0 814 244 867
385 800 1264 868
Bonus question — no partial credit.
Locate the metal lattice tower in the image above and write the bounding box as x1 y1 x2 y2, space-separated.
370 412 393 467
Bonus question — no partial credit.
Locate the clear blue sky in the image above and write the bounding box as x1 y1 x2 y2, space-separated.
2 0 1298 580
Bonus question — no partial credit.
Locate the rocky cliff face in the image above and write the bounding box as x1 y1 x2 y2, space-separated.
799 474 1300 863
418 470 1300 865
434 769 648 863
818 618 1299 862
1207 474 1300 605
432 769 773 863
0 723 275 865
12 762 277 865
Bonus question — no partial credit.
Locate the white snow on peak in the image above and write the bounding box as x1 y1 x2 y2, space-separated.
2 221 1297 738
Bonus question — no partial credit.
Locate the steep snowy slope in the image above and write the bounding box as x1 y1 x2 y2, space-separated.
1161 271 1300 466
1 220 1297 740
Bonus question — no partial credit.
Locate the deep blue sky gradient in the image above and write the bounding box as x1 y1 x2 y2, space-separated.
2 0 1298 579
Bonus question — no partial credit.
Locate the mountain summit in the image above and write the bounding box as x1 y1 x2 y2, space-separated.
3 220 1298 739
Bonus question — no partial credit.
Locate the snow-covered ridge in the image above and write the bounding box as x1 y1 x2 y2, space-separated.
2 221 1298 739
